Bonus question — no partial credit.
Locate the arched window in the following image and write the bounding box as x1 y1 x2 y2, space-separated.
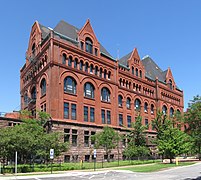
134 98 141 111
40 78 46 96
64 77 77 94
24 93 28 105
169 79 173 90
62 54 67 65
104 69 107 79
118 95 123 107
140 70 142 78
108 71 111 80
162 105 167 115
32 43 36 57
99 68 103 78
68 56 72 67
85 37 93 54
80 60 83 71
95 66 98 75
90 64 93 74
74 58 78 69
136 68 138 77
31 86 36 100
85 62 89 72
151 104 154 114
101 87 110 102
170 107 174 117
177 109 181 114
132 66 134 75
84 82 95 99
144 102 148 113
126 97 131 109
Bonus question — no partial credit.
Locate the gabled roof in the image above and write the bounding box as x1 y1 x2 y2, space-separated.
142 56 166 82
118 51 132 66
119 52 168 82
39 24 50 40
39 20 112 58
53 20 79 41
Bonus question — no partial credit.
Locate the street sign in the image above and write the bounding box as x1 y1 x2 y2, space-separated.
50 149 54 159
93 149 97 158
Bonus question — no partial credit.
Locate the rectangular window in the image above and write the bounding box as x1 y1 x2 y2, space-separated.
85 155 90 162
119 114 123 127
145 119 149 128
64 102 69 119
107 110 111 124
64 155 70 163
64 129 70 142
44 103 46 112
101 109 105 124
41 105 43 112
72 129 78 147
84 106 88 122
71 104 77 120
127 115 131 128
91 131 96 146
90 107 95 122
84 131 89 147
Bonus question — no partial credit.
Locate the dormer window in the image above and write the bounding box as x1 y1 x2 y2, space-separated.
85 37 93 54
32 43 36 58
169 79 173 90
95 48 98 56
81 42 84 50
132 66 134 75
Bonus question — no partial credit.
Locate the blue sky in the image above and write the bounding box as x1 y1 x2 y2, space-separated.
0 0 200 112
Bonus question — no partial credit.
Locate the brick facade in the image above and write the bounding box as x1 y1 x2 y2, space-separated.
19 19 183 162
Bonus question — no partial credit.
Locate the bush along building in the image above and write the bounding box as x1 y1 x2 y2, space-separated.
20 19 184 162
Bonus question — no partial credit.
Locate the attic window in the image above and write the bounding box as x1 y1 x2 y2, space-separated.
95 48 98 56
85 37 93 54
169 79 173 90
81 42 84 50
32 43 36 57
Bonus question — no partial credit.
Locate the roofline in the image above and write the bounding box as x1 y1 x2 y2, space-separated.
118 63 130 70
52 29 79 44
100 52 116 61
145 75 155 81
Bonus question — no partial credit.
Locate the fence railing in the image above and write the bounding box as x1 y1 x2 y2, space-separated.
0 157 160 174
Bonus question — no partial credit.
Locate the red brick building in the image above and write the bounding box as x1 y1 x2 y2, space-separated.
20 19 183 162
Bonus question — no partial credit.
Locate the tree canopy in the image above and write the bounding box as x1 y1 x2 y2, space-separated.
0 111 69 164
123 116 150 160
93 126 120 162
152 111 192 163
184 95 201 159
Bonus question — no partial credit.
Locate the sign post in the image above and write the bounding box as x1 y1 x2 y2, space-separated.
15 151 17 175
93 149 96 171
50 149 54 174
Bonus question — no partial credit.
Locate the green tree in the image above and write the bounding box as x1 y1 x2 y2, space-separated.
157 127 192 163
152 111 192 163
184 95 201 159
93 126 120 162
123 116 150 160
0 111 69 164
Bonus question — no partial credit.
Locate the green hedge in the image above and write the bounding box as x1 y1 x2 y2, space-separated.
1 159 160 173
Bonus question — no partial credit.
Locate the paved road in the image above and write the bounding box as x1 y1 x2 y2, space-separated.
1 162 201 180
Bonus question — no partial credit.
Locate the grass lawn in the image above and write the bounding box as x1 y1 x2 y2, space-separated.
116 162 195 172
